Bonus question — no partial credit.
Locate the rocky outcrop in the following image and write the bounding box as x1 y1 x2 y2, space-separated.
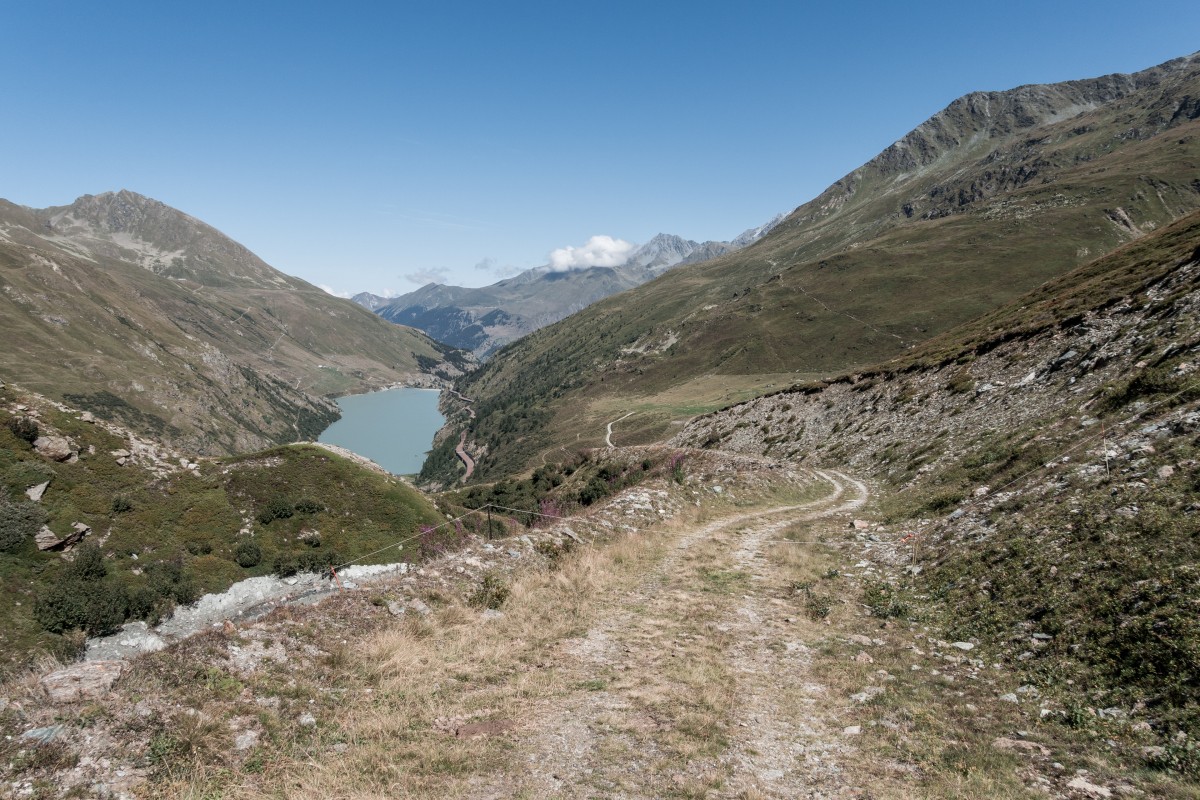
35 522 91 552
40 661 127 703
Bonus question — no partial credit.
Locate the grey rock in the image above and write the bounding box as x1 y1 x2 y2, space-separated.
34 435 74 461
298 712 317 728
999 693 1020 703
25 481 50 502
850 686 885 703
19 725 66 744
41 660 127 703
951 641 975 651
234 730 259 751
1066 775 1112 798
409 598 432 616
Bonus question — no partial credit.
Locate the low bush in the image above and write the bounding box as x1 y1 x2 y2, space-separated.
256 496 294 524
234 540 262 568
0 494 45 553
5 417 39 444
469 572 510 609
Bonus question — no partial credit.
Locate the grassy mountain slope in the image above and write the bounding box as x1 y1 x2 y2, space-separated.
673 209 1200 751
0 384 447 674
432 53 1200 484
0 191 463 455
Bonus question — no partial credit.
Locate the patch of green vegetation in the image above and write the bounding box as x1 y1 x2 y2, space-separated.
0 394 444 674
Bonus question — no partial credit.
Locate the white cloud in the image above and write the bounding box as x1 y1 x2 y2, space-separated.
404 268 450 285
319 284 351 298
548 235 635 271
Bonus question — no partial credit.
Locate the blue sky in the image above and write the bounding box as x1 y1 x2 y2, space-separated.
2 1 1198 294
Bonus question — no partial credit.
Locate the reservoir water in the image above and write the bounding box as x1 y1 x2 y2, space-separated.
318 387 445 475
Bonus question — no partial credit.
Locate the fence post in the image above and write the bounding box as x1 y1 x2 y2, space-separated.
487 505 492 541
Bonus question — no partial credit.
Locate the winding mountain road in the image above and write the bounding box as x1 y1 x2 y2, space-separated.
449 390 477 482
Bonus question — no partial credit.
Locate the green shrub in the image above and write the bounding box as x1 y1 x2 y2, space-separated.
578 477 610 506
234 540 262 568
298 548 341 574
863 579 910 619
256 496 294 524
146 560 199 605
0 494 46 553
272 553 298 577
293 498 324 514
110 495 133 514
69 544 108 581
34 557 128 636
5 417 39 444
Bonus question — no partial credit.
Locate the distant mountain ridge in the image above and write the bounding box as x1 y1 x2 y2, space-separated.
354 214 786 357
424 51 1200 483
0 190 462 454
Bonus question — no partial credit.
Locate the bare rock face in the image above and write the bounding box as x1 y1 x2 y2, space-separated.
33 435 74 462
40 660 127 703
35 526 61 551
34 522 91 551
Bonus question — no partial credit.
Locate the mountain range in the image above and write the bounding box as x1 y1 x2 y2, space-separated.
425 51 1200 483
353 216 785 357
0 190 462 455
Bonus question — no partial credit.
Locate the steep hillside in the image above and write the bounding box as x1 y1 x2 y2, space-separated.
364 218 784 357
0 191 464 455
673 209 1200 750
0 383 447 673
431 52 1200 484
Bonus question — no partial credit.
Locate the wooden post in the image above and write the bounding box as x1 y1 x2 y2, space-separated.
487 505 492 541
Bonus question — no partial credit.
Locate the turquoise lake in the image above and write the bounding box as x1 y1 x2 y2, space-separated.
318 387 445 475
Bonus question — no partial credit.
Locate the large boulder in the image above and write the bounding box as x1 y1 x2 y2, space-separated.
40 660 127 703
33 435 74 462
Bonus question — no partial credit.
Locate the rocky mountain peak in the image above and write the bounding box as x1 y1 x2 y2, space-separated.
29 191 294 288
628 233 701 271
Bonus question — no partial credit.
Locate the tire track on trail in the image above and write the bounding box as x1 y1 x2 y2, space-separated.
494 469 869 798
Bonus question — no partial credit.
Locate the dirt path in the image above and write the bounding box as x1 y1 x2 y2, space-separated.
455 429 475 481
447 390 476 480
606 411 635 448
485 470 868 798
